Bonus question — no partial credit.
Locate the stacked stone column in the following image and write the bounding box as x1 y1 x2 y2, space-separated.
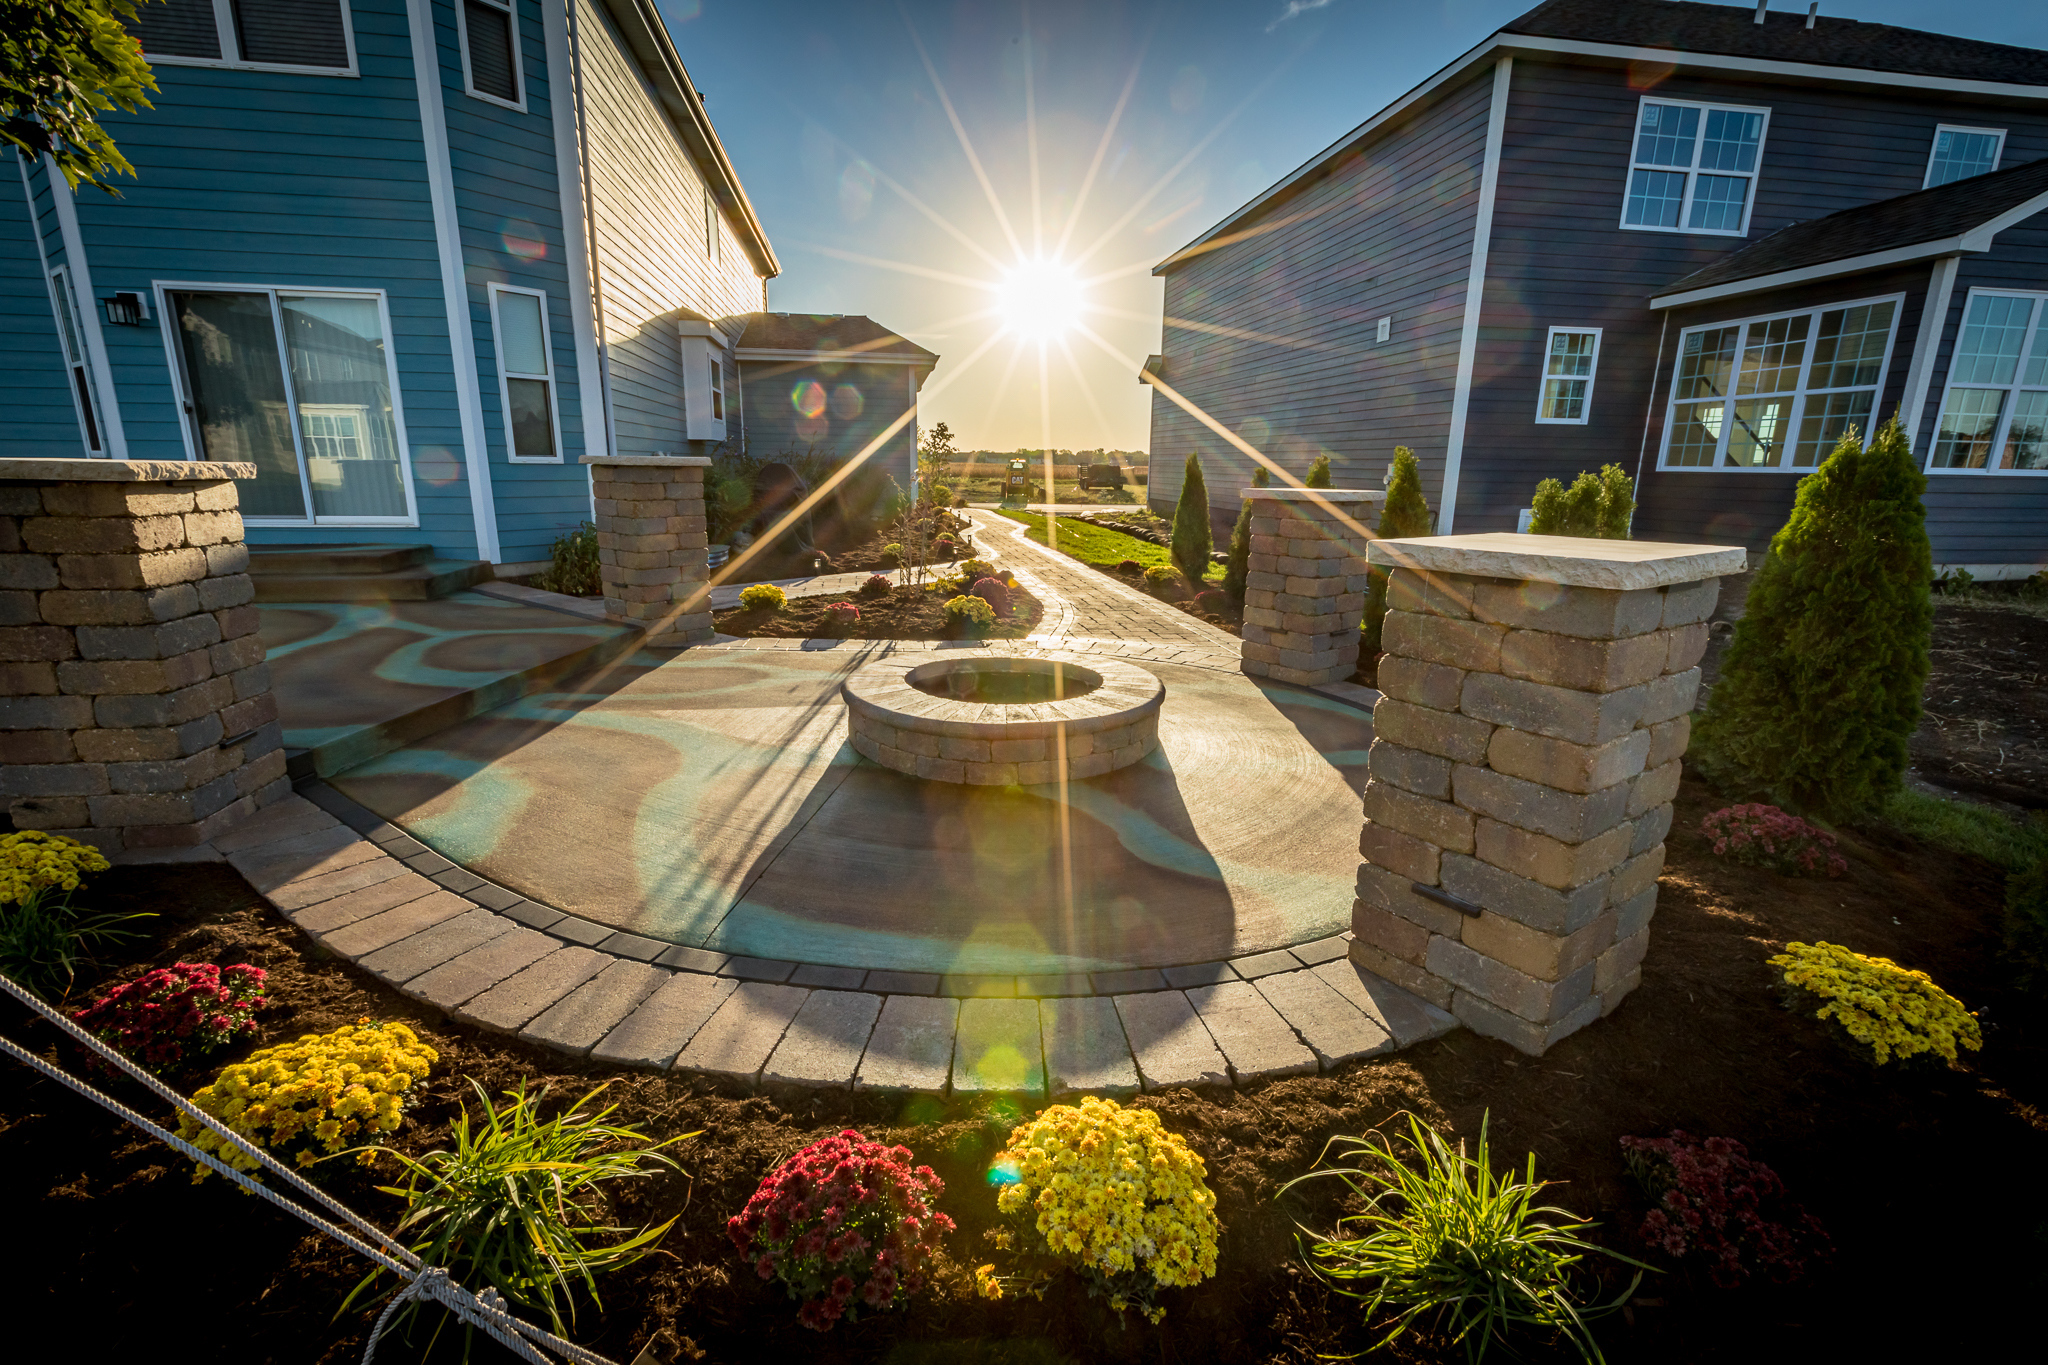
1350 534 1745 1054
1239 488 1384 686
1 458 288 855
582 454 713 647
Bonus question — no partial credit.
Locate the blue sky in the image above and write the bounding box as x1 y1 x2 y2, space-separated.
654 0 2048 454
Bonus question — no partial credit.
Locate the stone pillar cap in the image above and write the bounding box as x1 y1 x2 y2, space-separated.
1239 487 1386 502
0 458 256 482
1368 533 1746 590
579 454 712 467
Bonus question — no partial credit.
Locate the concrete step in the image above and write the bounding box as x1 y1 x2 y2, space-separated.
249 543 433 576
253 557 493 603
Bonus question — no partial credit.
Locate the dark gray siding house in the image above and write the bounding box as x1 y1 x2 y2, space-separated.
1147 0 2048 576
734 313 937 497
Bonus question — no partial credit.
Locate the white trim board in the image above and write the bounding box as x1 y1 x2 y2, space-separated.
734 349 931 365
1898 255 1962 452
549 0 611 471
1436 56 1512 535
408 0 500 562
42 156 127 458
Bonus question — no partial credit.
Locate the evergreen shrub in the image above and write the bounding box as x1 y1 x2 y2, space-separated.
1170 453 1212 586
1304 454 1332 488
1223 496 1253 604
1362 447 1432 656
1528 465 1634 538
1693 419 1931 818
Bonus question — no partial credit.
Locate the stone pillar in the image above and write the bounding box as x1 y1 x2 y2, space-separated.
1239 488 1384 686
581 454 713 647
0 458 289 855
1350 533 1745 1055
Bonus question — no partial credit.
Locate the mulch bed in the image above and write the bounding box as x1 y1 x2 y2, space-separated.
713 582 1043 641
1911 602 2048 808
2 772 2041 1362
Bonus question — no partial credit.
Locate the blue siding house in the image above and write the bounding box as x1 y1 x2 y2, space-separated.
4 0 937 575
1147 0 2048 579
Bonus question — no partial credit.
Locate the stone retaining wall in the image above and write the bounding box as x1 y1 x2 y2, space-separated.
582 454 712 648
1239 488 1383 687
0 458 287 854
1352 533 1744 1055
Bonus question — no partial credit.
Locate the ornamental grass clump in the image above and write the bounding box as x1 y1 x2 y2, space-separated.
738 582 787 612
728 1130 953 1331
1769 940 1982 1067
978 1096 1219 1325
1620 1131 1829 1288
72 962 266 1074
349 1081 688 1341
1700 804 1846 878
1279 1112 1644 1364
176 1019 437 1180
0 830 139 999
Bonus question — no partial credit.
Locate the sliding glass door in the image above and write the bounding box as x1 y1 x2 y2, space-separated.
169 288 413 523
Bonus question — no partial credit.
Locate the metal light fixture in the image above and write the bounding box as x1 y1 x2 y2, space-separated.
101 291 148 326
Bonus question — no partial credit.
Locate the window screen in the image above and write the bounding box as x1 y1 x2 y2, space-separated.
132 0 222 59
464 0 519 102
232 0 350 67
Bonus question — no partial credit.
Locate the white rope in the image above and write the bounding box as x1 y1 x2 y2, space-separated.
0 972 619 1365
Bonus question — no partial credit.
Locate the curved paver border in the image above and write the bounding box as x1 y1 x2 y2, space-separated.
223 783 1454 1095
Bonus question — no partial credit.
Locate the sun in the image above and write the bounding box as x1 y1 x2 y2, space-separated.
994 258 1085 340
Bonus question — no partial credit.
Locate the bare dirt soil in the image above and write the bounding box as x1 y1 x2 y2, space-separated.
1 773 2041 1364
712 583 1043 641
1911 602 2048 809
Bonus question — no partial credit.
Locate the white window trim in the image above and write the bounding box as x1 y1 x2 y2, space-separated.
142 0 360 77
1656 291 1905 473
1534 326 1602 425
150 280 421 526
1923 124 2006 189
1618 95 1771 239
1925 287 2048 477
46 266 108 455
487 283 562 464
456 0 526 113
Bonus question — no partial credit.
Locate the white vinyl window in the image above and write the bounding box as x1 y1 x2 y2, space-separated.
1660 295 1902 471
129 0 357 75
1621 97 1769 237
46 267 107 455
1928 290 2048 474
709 350 724 422
458 0 523 109
488 285 560 462
157 284 416 524
1535 328 1602 424
1924 126 2004 189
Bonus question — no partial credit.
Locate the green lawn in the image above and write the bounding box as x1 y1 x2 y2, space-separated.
997 509 1223 584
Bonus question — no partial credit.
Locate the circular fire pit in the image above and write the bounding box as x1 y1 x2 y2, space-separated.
843 654 1164 785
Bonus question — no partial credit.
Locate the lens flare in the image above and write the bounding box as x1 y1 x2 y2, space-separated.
791 380 827 418
994 258 1085 340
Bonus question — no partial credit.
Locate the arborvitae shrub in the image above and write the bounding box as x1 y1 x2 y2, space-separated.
1252 465 1271 488
1171 453 1212 586
1693 418 1932 819
1528 465 1634 538
1362 447 1432 655
1223 497 1253 604
1304 454 1332 488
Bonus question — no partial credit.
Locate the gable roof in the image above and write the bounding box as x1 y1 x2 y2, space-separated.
1505 0 2048 86
1652 157 2048 308
734 313 938 362
1156 0 2048 276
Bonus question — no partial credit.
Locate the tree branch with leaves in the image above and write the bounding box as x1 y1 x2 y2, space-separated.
2 0 158 194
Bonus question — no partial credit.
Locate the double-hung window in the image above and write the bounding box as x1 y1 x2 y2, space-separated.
459 0 522 108
46 267 107 455
130 0 355 74
1928 290 2048 473
489 285 560 462
1924 126 2004 188
1535 328 1601 424
1661 296 1901 470
163 287 413 522
1622 98 1768 236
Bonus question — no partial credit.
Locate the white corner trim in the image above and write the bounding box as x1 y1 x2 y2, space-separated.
408 0 500 562
42 158 128 459
544 0 608 470
1899 255 1962 454
1437 55 1511 536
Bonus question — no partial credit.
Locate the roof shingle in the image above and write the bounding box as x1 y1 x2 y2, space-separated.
735 313 936 360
